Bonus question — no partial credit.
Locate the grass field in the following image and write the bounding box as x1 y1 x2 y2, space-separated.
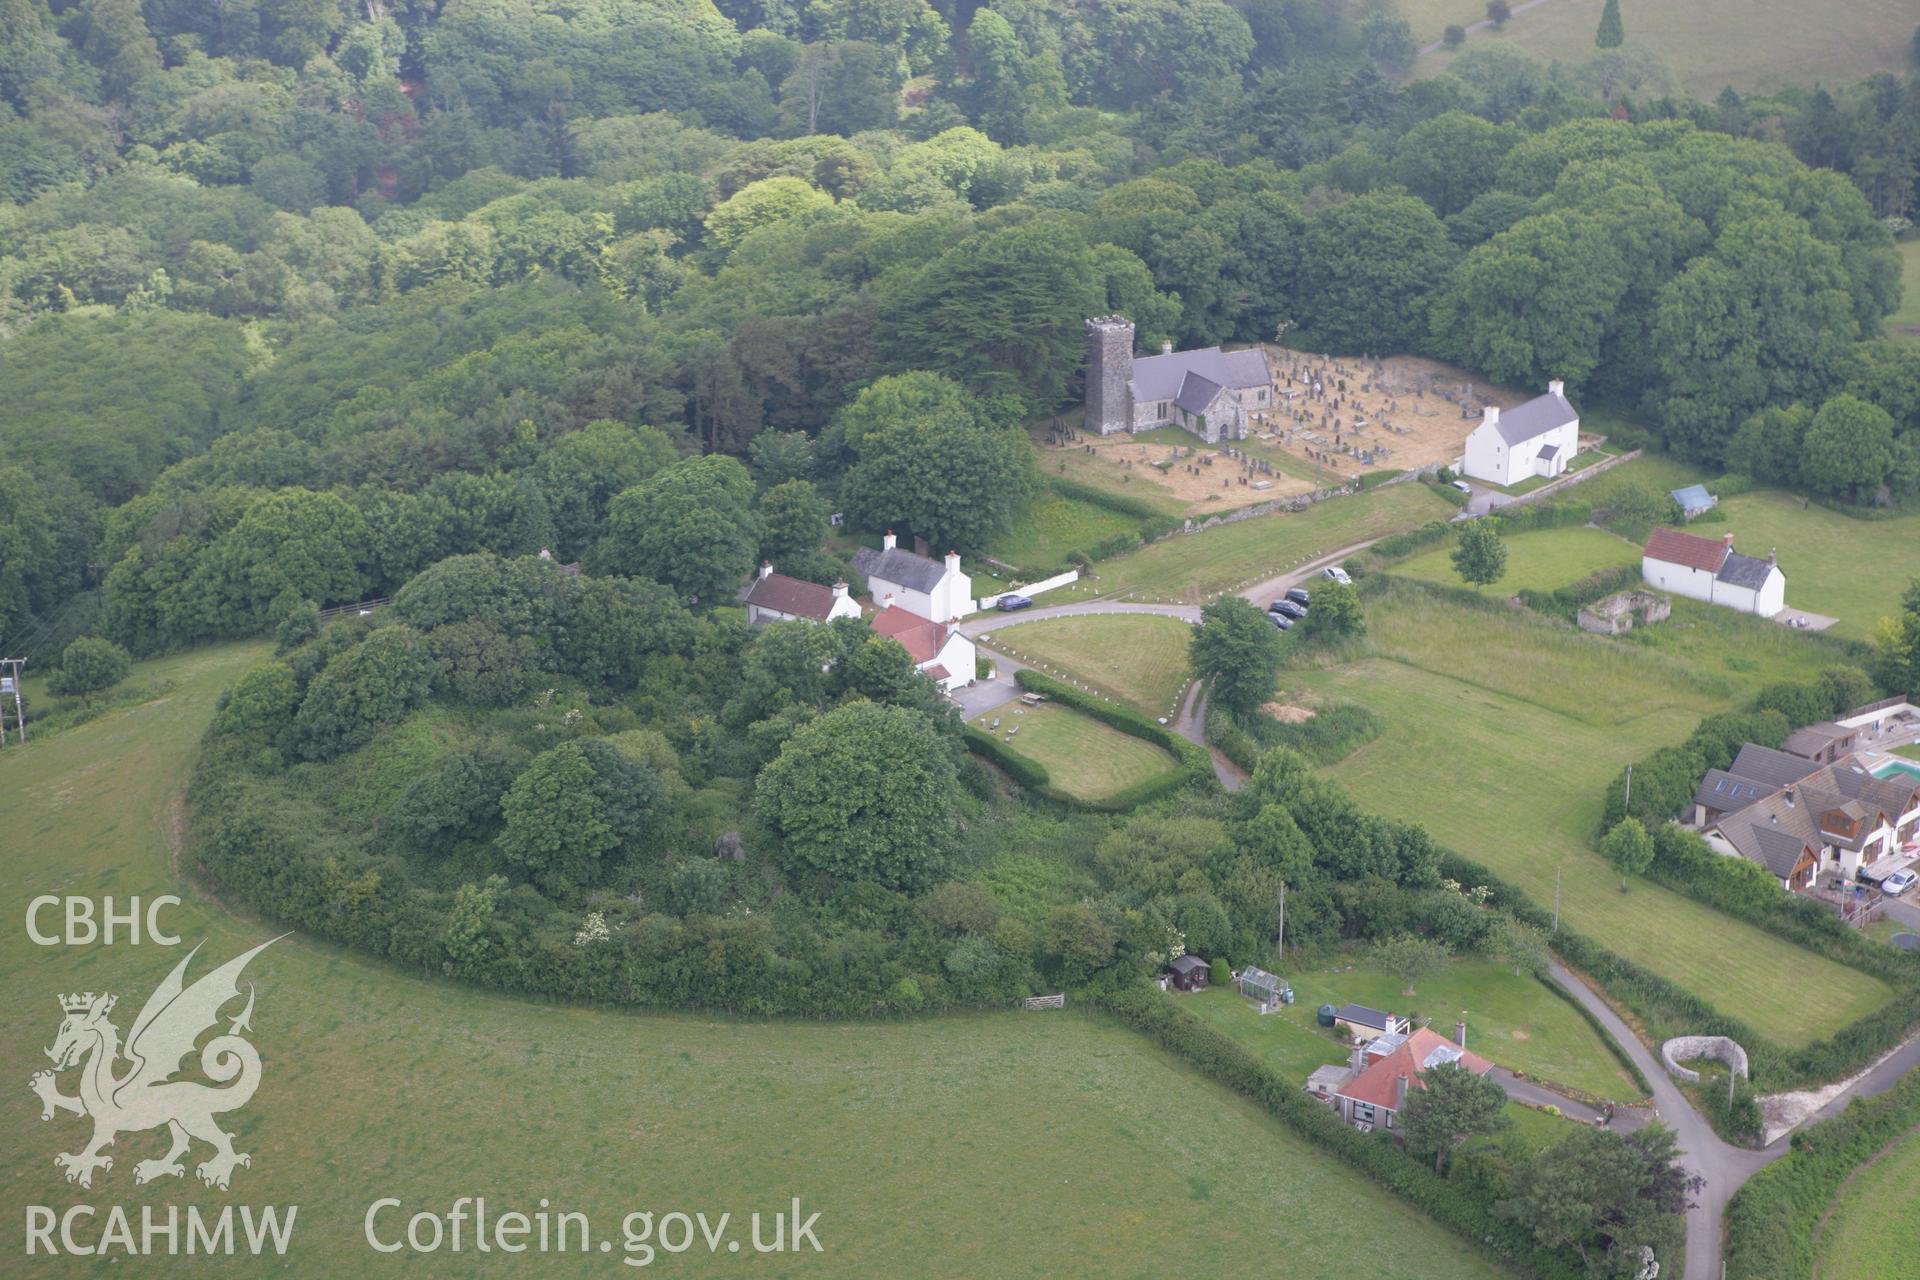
982 482 1144 574
0 645 1518 1277
986 614 1193 715
1185 956 1645 1103
1392 525 1642 596
971 699 1178 800
1093 482 1453 602
1812 1119 1920 1279
1404 0 1916 95
1887 238 1919 340
1288 584 1892 1048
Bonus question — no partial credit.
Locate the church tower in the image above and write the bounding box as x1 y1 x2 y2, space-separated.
1084 315 1135 435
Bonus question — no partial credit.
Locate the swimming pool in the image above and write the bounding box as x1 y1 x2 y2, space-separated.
1871 758 1920 783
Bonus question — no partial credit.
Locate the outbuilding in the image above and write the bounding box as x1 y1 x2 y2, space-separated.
1167 954 1211 992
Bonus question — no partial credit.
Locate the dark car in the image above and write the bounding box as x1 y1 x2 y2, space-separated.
1266 611 1293 630
997 594 1033 611
1272 600 1307 620
1285 588 1310 607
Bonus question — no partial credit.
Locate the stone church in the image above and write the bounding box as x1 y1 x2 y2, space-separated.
1083 315 1274 444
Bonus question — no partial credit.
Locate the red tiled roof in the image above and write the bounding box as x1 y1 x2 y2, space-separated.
746 572 836 619
923 664 950 681
871 605 946 663
1336 1028 1494 1111
1644 527 1730 574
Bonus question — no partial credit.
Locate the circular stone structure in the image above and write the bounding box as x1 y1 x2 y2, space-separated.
1661 1035 1749 1085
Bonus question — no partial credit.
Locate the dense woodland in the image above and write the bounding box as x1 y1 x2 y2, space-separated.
0 0 1916 654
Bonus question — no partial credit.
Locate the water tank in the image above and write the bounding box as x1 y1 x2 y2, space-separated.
1316 1003 1337 1027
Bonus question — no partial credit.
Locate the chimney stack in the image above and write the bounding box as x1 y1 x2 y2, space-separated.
1394 1074 1409 1112
831 579 848 600
1723 533 1735 548
1161 339 1174 355
1548 378 1565 399
759 561 773 580
914 534 930 557
1481 404 1500 428
1769 547 1777 566
1350 1044 1367 1072
882 530 896 552
945 550 961 576
1454 1020 1467 1049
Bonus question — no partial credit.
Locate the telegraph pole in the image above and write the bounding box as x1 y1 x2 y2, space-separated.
1553 863 1561 933
1275 881 1287 966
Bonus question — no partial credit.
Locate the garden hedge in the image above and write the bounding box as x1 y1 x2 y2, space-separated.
1725 1070 1920 1280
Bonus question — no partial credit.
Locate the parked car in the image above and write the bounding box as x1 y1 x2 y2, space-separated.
1451 479 1473 493
1285 588 1310 607
1266 611 1293 630
1884 869 1917 896
1272 600 1307 620
1322 565 1352 585
997 594 1032 611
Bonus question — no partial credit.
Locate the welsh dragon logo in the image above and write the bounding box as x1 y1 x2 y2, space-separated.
31 937 284 1190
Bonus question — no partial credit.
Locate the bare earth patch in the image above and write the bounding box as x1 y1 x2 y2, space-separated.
1263 702 1316 723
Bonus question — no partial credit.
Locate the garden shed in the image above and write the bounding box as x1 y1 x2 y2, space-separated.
1168 954 1210 991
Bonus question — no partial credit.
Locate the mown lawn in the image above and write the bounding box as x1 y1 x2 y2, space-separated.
1813 1119 1920 1280
1392 525 1642 596
1094 483 1453 602
987 613 1194 715
1706 490 1920 639
1184 956 1646 1103
0 645 1516 1279
971 699 1178 801
1406 0 1915 95
1289 586 1892 1048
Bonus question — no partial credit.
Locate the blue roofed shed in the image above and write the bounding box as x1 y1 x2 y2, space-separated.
1671 484 1716 519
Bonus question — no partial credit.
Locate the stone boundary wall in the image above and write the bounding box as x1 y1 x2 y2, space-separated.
1661 1035 1750 1084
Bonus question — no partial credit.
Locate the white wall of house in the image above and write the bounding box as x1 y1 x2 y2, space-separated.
870 552 972 624
922 631 976 692
1642 556 1718 603
1461 414 1579 486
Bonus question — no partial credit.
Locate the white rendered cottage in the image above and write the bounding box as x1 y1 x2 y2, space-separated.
1460 380 1579 486
852 533 972 622
1642 528 1785 617
742 562 862 626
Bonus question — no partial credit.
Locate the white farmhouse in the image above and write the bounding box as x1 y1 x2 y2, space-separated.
1641 528 1785 617
1459 380 1579 486
870 605 977 693
852 533 972 622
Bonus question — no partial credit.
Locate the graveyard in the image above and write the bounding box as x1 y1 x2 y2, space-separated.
1038 349 1542 518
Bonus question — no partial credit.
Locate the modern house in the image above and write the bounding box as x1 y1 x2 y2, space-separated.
853 533 973 624
1641 528 1786 617
1167 954 1211 992
1702 757 1920 892
1690 743 1821 826
743 563 862 626
1782 721 1858 765
1459 380 1579 486
1333 1003 1410 1042
1084 316 1273 444
1323 1026 1494 1132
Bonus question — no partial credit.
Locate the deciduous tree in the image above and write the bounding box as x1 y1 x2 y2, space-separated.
1402 1060 1510 1175
1191 596 1284 718
1451 520 1508 587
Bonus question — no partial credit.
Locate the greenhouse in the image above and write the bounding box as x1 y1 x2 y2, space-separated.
1237 966 1292 1011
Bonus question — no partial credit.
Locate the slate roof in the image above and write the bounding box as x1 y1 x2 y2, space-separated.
870 605 947 663
1728 744 1821 790
1169 954 1209 976
1335 1003 1397 1030
1644 527 1729 573
1129 346 1270 404
1718 550 1777 591
1537 442 1560 460
1719 819 1816 879
1708 756 1920 876
1782 722 1851 757
1174 370 1225 414
1693 768 1777 815
853 545 947 594
744 571 838 620
1335 1028 1494 1112
1488 390 1578 445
